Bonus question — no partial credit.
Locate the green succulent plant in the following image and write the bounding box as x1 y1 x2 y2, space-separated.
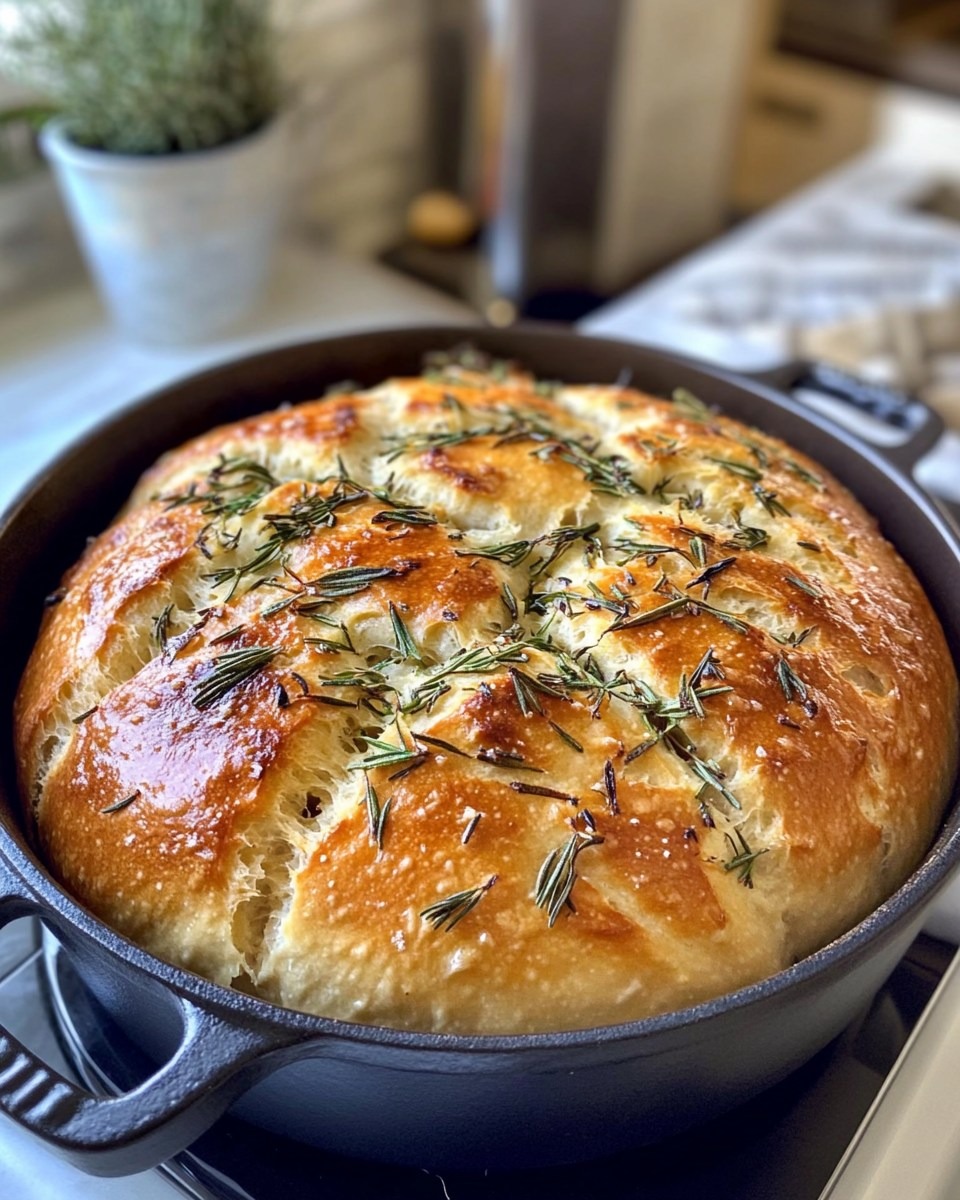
3 0 280 155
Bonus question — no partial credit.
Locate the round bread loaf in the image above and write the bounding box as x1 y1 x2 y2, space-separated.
14 351 958 1034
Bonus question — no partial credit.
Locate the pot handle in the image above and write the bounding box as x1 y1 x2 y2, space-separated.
747 359 944 474
0 859 297 1177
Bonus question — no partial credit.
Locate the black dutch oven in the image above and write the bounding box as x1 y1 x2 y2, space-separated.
1 327 958 1178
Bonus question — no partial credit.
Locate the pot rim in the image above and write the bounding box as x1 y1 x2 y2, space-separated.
38 112 285 172
3 324 959 1055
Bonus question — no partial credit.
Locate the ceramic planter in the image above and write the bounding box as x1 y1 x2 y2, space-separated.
40 116 286 344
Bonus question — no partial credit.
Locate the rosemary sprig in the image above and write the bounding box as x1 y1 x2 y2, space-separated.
371 507 438 527
724 828 767 887
528 522 601 577
534 830 605 926
382 424 499 462
160 455 278 520
784 459 824 490
421 875 498 931
352 735 420 770
723 512 768 551
686 556 737 594
308 564 416 601
606 595 688 632
614 538 686 567
362 775 390 850
404 641 533 712
192 645 280 710
671 387 710 419
706 456 763 482
664 729 741 810
456 538 533 567
543 437 644 498
775 654 818 717
388 602 420 662
152 604 173 651
753 484 791 518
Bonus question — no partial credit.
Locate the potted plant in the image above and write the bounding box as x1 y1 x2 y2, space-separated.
3 0 285 343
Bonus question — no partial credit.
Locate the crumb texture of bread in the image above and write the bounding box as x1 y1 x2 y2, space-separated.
15 353 958 1034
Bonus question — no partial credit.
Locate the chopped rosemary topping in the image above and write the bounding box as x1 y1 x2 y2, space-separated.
753 484 790 518
152 604 174 651
462 812 482 844
784 459 824 490
456 537 533 567
548 720 583 753
689 536 708 568
602 759 619 815
784 573 822 598
477 747 544 773
388 602 420 662
421 875 498 931
723 512 768 551
797 540 822 552
690 647 725 688
775 654 818 717
686 556 736 594
706 456 763 482
352 735 419 771
404 641 532 713
362 775 390 851
528 522 601 578
773 626 816 648
308 563 416 600
614 536 686 567
724 828 767 887
501 582 519 621
607 595 689 631
72 706 99 724
535 830 605 926
160 455 279 520
412 732 469 758
100 791 140 815
192 645 280 710
671 387 710 419
509 782 579 804
371 507 438 527
689 600 750 634
209 624 246 646
383 424 500 462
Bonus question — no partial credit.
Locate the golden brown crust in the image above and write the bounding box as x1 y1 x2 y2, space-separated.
15 356 958 1033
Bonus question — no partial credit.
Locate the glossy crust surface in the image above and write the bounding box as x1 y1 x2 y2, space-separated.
15 354 958 1034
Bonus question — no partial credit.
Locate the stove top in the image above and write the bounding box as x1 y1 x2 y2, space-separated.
16 926 950 1200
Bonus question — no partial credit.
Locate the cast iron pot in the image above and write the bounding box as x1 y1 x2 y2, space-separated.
1 327 958 1179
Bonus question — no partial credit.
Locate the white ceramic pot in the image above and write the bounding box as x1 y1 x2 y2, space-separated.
40 117 287 344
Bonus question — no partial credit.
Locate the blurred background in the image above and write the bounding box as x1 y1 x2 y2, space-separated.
3 0 960 436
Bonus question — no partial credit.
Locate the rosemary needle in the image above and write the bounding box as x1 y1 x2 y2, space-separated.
421 875 498 931
192 645 280 709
